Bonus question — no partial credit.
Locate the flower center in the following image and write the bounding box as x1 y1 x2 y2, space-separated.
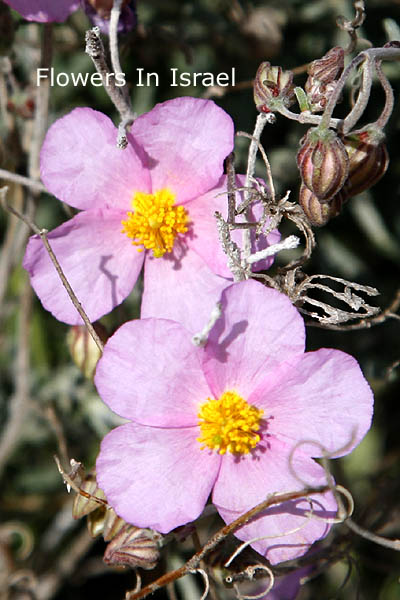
197 391 264 455
121 189 189 258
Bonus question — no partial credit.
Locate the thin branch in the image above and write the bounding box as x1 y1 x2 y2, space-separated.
346 518 400 551
374 59 395 130
1 190 104 353
29 24 53 180
85 27 132 120
242 114 269 261
336 0 367 56
0 278 32 478
109 0 124 83
125 485 330 600
342 57 373 134
236 131 275 207
321 47 400 131
43 405 70 470
226 152 237 224
0 168 47 193
36 528 95 600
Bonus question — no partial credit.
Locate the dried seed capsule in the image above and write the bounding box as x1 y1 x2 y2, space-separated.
72 470 107 520
253 62 295 113
299 183 346 227
67 323 108 380
297 127 349 200
342 127 389 197
103 525 161 570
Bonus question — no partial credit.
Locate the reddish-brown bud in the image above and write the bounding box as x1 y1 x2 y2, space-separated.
297 127 349 200
253 62 295 113
305 47 344 113
342 127 389 197
307 46 344 84
103 525 161 570
299 183 346 227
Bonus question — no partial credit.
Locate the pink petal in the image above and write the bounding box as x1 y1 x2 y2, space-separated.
213 437 337 564
40 108 151 211
4 0 79 21
264 567 310 600
186 175 280 278
23 209 144 324
202 280 305 399
131 97 234 204
141 247 230 334
94 318 211 426
255 348 373 458
96 422 220 533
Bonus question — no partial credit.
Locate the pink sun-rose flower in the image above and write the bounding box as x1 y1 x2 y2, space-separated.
23 97 279 329
3 0 80 22
94 279 373 565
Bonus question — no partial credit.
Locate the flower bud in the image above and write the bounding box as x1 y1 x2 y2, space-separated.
304 47 344 113
307 47 344 84
103 525 161 570
342 127 389 197
253 62 295 113
67 323 108 380
297 127 349 200
299 183 346 227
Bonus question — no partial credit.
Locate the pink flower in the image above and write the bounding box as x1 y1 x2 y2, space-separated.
95 279 373 565
3 0 80 22
23 97 279 328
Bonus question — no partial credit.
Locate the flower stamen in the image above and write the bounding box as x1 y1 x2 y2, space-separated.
197 391 263 455
121 189 189 258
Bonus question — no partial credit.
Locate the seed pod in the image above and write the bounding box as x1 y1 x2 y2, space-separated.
103 525 161 570
297 127 349 200
72 470 107 520
342 127 389 197
253 62 295 113
299 183 346 227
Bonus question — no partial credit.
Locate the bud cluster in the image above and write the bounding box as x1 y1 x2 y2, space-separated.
252 45 392 227
296 123 389 226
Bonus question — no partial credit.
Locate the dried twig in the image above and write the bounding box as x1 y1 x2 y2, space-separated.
0 168 47 194
1 189 104 353
0 278 32 478
85 26 133 123
125 485 330 600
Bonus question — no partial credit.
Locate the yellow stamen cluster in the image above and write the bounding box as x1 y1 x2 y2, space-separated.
121 189 189 258
197 391 264 455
